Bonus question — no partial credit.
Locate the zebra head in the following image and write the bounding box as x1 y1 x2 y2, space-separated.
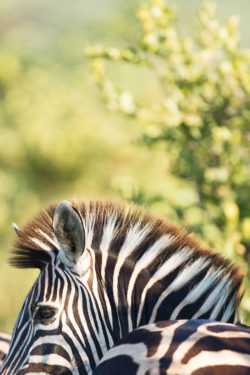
1 201 104 375
0 199 245 374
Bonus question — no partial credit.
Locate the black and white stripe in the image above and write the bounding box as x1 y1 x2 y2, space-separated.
0 333 11 367
93 320 250 375
0 200 245 374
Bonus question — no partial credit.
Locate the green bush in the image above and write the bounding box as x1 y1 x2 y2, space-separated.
86 0 250 322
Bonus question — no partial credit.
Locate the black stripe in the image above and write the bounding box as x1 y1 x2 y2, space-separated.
159 320 205 372
30 343 71 362
192 365 250 375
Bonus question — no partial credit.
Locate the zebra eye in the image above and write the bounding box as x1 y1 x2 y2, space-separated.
34 305 57 324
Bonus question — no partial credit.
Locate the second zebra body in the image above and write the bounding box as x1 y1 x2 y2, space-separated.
93 319 250 375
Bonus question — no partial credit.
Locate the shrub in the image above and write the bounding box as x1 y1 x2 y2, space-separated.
85 0 250 322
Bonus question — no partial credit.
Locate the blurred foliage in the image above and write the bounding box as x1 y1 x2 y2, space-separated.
0 0 182 332
86 0 250 322
0 0 249 333
0 0 159 332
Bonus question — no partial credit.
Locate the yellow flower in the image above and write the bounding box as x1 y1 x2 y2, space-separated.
223 201 239 223
242 218 250 241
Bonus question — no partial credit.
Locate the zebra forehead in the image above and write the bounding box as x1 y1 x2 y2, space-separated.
9 199 244 293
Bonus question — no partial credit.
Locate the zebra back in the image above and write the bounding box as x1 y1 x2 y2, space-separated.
93 320 250 375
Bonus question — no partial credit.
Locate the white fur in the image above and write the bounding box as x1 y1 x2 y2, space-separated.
222 294 236 322
38 229 58 248
112 222 151 335
149 257 210 323
127 234 173 331
100 215 117 281
136 249 191 326
170 267 224 319
192 274 231 320
31 238 52 251
85 213 95 248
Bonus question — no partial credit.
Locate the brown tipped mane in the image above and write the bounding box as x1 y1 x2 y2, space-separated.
9 199 244 308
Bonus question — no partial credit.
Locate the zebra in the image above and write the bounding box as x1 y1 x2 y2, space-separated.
93 319 250 375
0 334 10 367
0 199 245 374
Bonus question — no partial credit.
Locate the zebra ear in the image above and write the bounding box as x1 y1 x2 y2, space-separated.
53 201 86 266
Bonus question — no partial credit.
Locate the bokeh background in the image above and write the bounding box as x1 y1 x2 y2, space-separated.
0 0 249 333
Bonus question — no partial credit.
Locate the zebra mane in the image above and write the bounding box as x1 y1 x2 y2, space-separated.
10 199 244 306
